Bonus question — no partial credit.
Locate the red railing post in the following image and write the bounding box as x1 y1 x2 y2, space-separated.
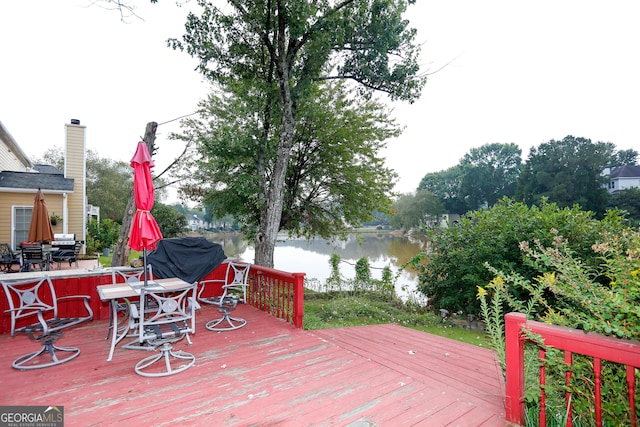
505 312 527 425
292 273 305 328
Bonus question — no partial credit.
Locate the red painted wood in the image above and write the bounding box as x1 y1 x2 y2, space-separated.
0 262 304 335
504 312 640 427
505 312 526 424
0 305 505 426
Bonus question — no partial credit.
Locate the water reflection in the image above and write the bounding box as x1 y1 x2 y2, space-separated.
207 232 427 301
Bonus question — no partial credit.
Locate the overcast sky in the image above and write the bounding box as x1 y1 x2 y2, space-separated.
1 0 639 201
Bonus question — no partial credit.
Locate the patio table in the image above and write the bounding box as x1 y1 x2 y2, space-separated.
97 277 191 362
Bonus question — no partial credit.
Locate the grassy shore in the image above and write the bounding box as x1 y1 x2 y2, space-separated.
303 290 489 348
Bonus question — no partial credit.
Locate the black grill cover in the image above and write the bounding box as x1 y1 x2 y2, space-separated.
146 237 227 283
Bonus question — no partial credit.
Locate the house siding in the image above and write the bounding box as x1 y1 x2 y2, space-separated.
0 148 27 172
0 192 65 248
64 123 86 248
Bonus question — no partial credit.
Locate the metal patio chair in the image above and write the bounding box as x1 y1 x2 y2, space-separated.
1 276 93 370
51 240 82 269
131 282 198 377
198 261 250 332
105 265 153 340
0 243 20 272
20 244 47 271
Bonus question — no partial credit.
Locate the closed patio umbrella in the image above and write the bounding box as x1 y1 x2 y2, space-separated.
128 141 163 286
27 189 54 243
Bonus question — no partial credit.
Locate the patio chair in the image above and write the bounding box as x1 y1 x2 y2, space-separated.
51 240 82 269
0 243 20 272
197 262 250 331
20 244 47 271
131 282 197 377
1 276 93 370
105 265 153 340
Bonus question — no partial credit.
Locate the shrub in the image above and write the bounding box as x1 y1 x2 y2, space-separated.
413 197 628 314
479 228 640 426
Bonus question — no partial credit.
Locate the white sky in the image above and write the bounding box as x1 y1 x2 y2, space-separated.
1 0 639 201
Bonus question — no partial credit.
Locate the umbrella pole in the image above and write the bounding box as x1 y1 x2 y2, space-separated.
143 248 148 287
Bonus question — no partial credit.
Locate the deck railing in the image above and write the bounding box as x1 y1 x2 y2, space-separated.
0 262 306 334
505 312 640 426
245 265 305 328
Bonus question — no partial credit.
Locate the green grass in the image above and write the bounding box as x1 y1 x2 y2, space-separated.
303 290 490 348
95 250 141 268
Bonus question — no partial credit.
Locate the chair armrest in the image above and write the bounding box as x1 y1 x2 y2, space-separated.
4 307 51 336
57 295 94 320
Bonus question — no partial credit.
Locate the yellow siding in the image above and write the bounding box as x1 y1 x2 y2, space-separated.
65 124 86 248
0 192 64 246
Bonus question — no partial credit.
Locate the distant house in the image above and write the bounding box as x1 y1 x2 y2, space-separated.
0 120 87 251
603 165 640 194
187 214 210 231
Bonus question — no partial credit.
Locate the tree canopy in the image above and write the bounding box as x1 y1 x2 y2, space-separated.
170 0 425 266
515 135 614 214
418 143 522 214
177 80 401 241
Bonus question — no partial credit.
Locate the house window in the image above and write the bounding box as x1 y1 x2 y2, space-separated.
13 206 33 249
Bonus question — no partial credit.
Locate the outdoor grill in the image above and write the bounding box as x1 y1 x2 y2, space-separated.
52 233 77 251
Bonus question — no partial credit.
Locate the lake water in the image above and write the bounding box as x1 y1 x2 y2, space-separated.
207 232 429 303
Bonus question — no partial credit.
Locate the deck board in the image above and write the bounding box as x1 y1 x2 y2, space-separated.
0 304 506 426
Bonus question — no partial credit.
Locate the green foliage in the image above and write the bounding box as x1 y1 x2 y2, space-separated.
151 203 188 238
86 218 120 252
459 143 522 208
417 143 522 214
607 187 640 227
478 229 640 426
177 80 400 242
418 165 470 214
515 135 614 215
388 190 445 232
169 0 424 267
414 198 628 314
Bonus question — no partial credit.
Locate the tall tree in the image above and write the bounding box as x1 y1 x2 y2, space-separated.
389 190 444 232
458 143 521 208
516 135 614 214
610 148 639 166
170 0 424 267
178 80 401 243
418 166 469 214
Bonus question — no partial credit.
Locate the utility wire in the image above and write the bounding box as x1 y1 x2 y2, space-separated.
158 112 199 127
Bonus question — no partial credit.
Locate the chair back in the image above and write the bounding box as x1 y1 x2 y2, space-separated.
226 262 250 285
0 243 16 260
138 283 197 343
0 244 19 268
111 265 153 284
21 245 44 262
1 277 57 336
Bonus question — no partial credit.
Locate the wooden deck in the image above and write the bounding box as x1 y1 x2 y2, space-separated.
0 304 507 426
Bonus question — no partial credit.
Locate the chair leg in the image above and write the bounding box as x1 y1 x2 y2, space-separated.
13 333 81 370
205 313 247 331
134 343 195 377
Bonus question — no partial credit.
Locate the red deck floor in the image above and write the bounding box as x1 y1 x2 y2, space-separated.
0 303 507 426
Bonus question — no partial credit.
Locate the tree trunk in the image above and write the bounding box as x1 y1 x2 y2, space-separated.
254 47 296 268
110 122 158 267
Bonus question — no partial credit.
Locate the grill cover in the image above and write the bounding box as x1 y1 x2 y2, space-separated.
146 237 227 283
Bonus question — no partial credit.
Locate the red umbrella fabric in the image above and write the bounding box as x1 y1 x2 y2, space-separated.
128 142 163 252
28 189 54 243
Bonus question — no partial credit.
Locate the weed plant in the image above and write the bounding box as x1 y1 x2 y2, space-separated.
478 229 640 426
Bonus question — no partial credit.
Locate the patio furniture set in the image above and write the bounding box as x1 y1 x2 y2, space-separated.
0 234 82 273
1 260 250 378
